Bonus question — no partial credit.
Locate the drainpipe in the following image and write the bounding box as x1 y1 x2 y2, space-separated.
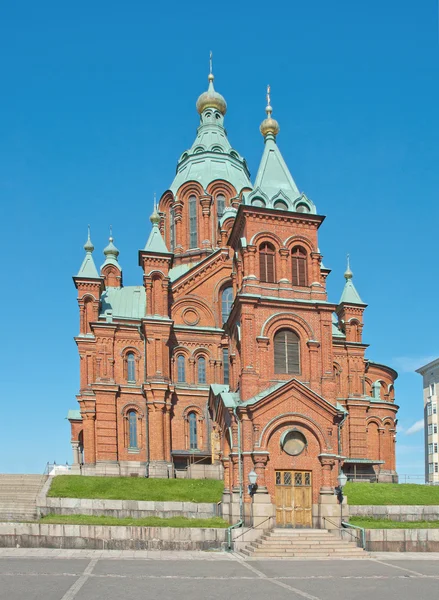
338 412 348 474
226 406 244 551
138 325 150 477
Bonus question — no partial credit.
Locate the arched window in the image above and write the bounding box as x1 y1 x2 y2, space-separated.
177 355 186 383
217 194 225 217
189 195 197 248
223 348 229 385
128 410 138 449
221 286 233 323
274 200 288 210
252 198 265 207
292 246 307 286
189 412 198 449
274 329 300 374
260 243 276 283
127 352 136 382
198 356 206 384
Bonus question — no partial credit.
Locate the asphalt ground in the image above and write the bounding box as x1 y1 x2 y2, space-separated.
1 550 439 600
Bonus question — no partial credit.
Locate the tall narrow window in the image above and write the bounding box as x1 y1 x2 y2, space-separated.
189 412 198 449
259 243 275 283
223 348 229 385
221 286 233 323
127 352 136 382
177 355 186 383
292 246 307 286
128 410 138 449
274 329 300 374
217 194 225 217
169 206 175 251
198 356 206 384
189 195 197 248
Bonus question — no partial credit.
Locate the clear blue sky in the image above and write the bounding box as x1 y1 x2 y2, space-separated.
1 1 438 475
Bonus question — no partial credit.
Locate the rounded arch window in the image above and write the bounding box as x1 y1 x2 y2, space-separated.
188 412 198 449
259 242 276 283
274 200 288 210
127 352 136 382
128 410 138 449
197 356 206 384
217 193 226 217
211 145 222 153
221 285 233 323
292 246 308 287
296 203 310 213
193 146 204 154
252 198 265 207
205 111 212 118
177 355 186 383
215 112 221 120
230 150 239 159
274 329 300 374
280 429 307 456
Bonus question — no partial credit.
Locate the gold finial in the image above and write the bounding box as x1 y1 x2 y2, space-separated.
344 254 353 280
260 84 279 138
150 192 160 226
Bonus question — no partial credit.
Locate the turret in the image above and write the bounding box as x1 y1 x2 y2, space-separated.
336 256 367 343
139 201 173 317
100 228 122 288
73 227 104 335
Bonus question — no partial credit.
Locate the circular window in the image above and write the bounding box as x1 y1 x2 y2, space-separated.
182 308 200 326
280 429 307 456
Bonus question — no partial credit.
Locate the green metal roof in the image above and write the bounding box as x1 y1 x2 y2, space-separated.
101 237 121 271
77 251 100 279
100 286 146 319
144 223 169 254
244 135 316 214
339 278 364 305
332 313 345 338
240 381 286 407
169 79 251 195
67 410 82 421
169 261 199 282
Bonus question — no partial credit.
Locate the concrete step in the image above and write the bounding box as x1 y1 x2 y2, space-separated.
250 541 359 549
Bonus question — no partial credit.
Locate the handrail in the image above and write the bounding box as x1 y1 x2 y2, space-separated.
232 515 273 542
322 516 360 546
226 520 243 551
342 521 366 550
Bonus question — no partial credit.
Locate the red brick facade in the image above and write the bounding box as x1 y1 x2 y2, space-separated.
69 74 398 506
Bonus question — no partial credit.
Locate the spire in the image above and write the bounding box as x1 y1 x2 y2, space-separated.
144 198 170 253
196 52 227 116
339 255 364 304
100 226 122 271
76 226 100 278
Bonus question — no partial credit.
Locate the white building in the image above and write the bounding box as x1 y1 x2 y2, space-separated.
416 358 439 484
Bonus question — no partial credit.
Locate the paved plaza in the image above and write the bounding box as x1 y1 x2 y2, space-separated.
1 549 439 600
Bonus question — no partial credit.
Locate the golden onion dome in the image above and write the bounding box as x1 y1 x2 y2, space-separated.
196 73 227 116
260 85 280 138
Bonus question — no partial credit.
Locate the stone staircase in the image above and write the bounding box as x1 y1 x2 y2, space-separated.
240 528 369 558
0 474 47 522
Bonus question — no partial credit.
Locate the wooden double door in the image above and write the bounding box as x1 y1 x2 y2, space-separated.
275 470 312 528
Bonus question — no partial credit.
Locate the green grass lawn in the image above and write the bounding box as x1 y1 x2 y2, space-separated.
39 513 228 528
48 476 224 503
349 516 439 529
346 483 439 505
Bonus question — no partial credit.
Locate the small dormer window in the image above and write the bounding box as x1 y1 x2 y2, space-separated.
252 198 265 207
205 111 212 118
296 203 310 213
215 112 221 119
193 146 204 154
274 200 288 210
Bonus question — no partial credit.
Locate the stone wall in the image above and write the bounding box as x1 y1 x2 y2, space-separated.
0 523 227 551
341 527 439 552
37 497 218 520
349 505 439 522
